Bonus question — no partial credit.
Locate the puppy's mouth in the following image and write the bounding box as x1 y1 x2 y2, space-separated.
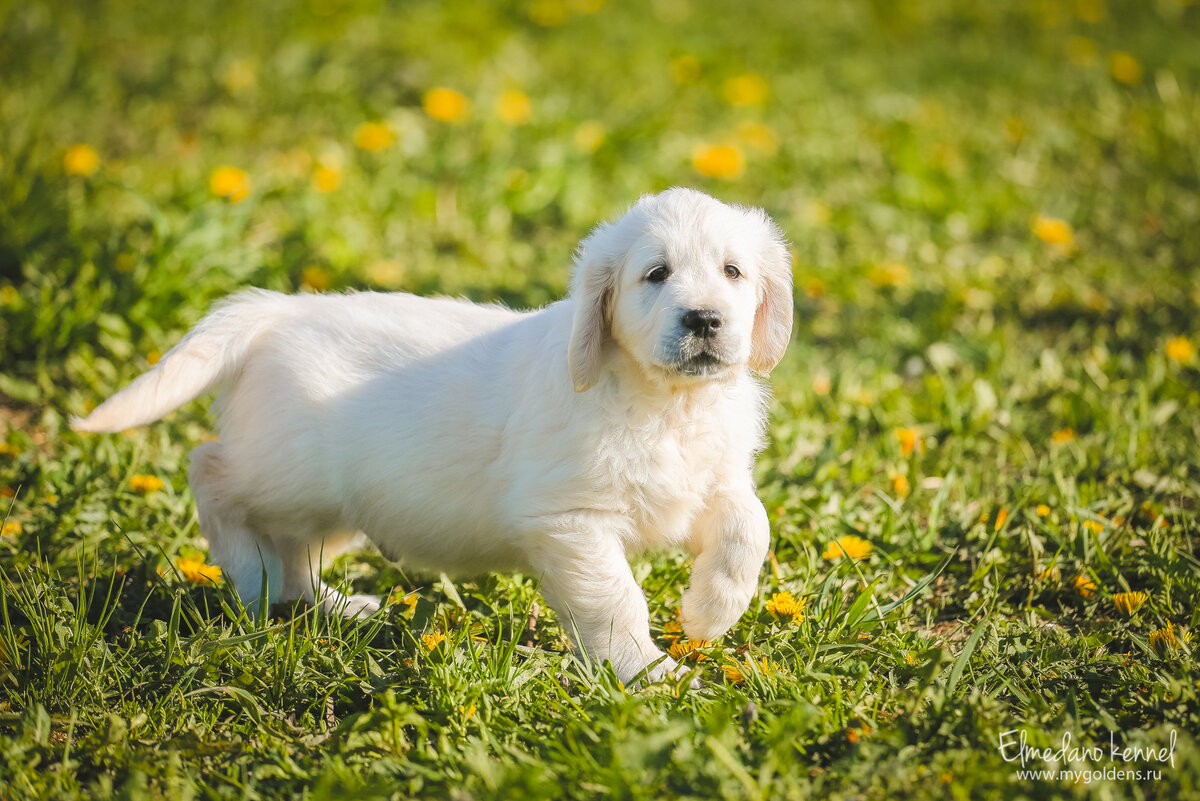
666 337 735 377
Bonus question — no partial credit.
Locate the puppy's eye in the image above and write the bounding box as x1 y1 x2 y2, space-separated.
724 264 742 280
645 265 670 284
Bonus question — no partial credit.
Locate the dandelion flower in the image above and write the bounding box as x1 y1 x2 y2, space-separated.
129 474 165 494
1148 623 1190 656
422 632 446 652
496 90 532 125
722 73 769 107
722 662 745 684
353 121 395 152
1082 520 1104 534
311 163 342 193
209 166 251 203
1051 428 1076 443
1033 215 1073 248
691 143 744 180
904 652 918 666
573 121 606 154
1112 591 1148 615
1109 52 1143 85
1166 337 1195 363
994 509 1009 531
423 88 471 124
764 591 805 623
301 266 331 292
1036 504 1051 517
891 474 910 499
668 639 710 661
176 557 222 584
1074 575 1097 598
63 144 100 176
1 521 21 537
662 619 684 644
894 428 920 456
868 262 910 288
823 535 872 561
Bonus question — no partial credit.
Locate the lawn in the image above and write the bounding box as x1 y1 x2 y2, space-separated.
3 0 1200 798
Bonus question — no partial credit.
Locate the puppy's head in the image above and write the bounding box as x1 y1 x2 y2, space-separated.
568 188 793 392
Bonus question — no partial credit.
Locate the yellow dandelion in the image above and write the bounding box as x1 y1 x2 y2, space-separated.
300 266 331 292
722 73 769 107
460 703 476 720
868 262 910 288
1 521 21 537
1166 337 1195 363
63 144 100 176
823 535 872 561
1082 520 1104 534
1051 428 1076 443
722 662 745 684
1149 623 1189 656
1036 504 1051 517
994 509 1009 531
496 89 532 125
129 474 164 494
1109 52 1143 85
893 428 921 456
176 557 222 584
311 163 342 193
423 87 471 124
736 121 779 156
1032 215 1073 248
904 651 918 666
209 166 251 203
691 143 745 180
1036 565 1060 582
764 591 805 622
662 619 684 644
1074 575 1097 598
1067 36 1098 67
891 474 910 499
667 639 710 661
422 632 446 652
669 54 700 85
353 121 395 152
573 121 606 154
1112 591 1148 615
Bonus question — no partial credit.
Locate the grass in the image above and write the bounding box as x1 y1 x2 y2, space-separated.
2 0 1200 797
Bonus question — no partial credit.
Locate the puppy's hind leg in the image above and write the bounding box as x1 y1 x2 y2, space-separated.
189 442 283 616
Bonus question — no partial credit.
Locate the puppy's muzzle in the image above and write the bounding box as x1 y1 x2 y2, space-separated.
681 308 723 339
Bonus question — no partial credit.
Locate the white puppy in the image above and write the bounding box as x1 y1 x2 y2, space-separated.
73 187 793 684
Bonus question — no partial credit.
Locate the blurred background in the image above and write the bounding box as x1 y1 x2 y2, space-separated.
2 0 1197 417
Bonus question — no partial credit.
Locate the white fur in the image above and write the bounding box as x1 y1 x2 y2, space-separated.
73 188 794 685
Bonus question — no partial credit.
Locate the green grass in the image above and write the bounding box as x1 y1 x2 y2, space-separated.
3 0 1200 797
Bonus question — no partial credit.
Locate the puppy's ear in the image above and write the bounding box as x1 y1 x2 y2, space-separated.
748 214 794 375
568 224 620 392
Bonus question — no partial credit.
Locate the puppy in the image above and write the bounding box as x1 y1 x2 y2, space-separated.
73 187 794 684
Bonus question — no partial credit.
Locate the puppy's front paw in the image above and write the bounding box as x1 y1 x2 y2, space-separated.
680 585 750 643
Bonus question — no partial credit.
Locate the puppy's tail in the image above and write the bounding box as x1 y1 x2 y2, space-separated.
71 288 292 433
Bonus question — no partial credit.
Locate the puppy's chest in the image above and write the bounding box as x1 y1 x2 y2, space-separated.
598 416 723 549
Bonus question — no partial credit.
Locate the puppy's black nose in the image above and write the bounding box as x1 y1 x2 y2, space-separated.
681 308 723 338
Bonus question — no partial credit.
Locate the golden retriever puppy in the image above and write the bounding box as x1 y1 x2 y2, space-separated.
73 187 793 684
